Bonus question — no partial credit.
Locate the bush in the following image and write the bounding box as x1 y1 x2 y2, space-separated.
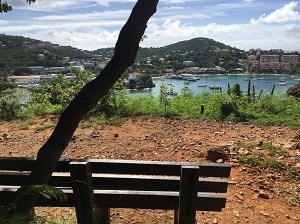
0 90 22 120
30 70 93 108
287 82 300 99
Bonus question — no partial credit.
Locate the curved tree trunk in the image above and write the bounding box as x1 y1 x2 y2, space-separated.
14 0 159 214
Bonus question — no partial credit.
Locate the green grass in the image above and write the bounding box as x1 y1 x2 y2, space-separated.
111 91 300 128
2 85 300 128
264 143 290 157
233 142 300 183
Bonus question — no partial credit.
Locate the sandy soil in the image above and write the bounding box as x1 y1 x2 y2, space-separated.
0 117 299 223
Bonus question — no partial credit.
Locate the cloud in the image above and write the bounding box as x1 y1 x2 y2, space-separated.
33 10 131 22
27 28 119 50
250 1 300 24
163 6 188 10
141 19 300 51
0 20 9 25
2 20 126 33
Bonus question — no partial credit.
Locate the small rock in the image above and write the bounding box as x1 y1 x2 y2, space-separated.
213 218 218 224
114 133 119 138
85 129 94 137
257 140 264 146
258 192 270 199
214 131 225 135
231 158 239 163
260 210 269 216
216 159 224 163
295 163 300 168
266 174 277 180
238 148 250 155
235 193 244 201
233 211 240 217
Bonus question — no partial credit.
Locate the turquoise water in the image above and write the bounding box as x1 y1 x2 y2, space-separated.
128 74 300 96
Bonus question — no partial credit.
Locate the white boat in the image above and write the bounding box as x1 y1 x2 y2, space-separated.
209 85 222 90
277 82 287 85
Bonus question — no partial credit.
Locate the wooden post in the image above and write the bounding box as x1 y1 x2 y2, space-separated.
98 208 110 224
70 161 95 224
176 166 199 224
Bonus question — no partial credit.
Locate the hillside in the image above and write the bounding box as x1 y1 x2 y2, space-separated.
96 37 246 70
0 35 245 76
138 37 238 58
0 34 92 75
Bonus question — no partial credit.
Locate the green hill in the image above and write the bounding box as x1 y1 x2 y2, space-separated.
0 34 92 75
0 35 245 76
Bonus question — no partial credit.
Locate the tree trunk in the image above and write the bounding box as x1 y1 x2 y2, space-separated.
13 0 159 214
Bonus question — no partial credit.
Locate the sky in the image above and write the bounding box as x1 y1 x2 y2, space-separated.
1 0 300 51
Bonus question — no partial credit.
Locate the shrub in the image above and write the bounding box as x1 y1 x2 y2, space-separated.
287 82 300 99
0 90 22 120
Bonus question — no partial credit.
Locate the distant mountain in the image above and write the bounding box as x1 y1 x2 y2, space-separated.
92 37 242 60
137 37 239 59
0 35 245 75
92 37 245 69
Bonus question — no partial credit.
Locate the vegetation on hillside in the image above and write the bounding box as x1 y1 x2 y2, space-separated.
0 35 92 76
287 81 300 99
0 35 246 77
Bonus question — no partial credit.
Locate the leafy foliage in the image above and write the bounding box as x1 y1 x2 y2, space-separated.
287 81 300 99
0 89 22 120
127 74 155 90
21 185 67 203
1 184 67 224
30 70 93 108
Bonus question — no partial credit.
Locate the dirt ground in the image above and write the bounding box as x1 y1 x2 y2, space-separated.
0 117 300 223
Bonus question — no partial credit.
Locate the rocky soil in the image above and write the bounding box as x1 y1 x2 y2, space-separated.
0 117 300 223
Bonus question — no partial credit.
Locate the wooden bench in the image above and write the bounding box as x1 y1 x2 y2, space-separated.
0 157 231 224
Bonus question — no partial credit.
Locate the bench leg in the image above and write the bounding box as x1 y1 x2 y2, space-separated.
94 208 110 224
174 210 178 224
177 166 199 224
70 161 94 224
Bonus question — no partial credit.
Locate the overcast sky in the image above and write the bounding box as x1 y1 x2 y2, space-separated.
1 0 300 51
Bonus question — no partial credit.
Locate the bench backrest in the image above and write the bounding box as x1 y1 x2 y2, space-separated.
0 157 230 212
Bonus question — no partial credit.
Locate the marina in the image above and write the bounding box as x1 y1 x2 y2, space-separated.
130 73 300 96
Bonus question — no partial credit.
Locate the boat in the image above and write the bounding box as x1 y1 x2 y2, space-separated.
277 82 287 85
209 86 221 90
198 84 207 87
167 90 178 96
183 77 199 81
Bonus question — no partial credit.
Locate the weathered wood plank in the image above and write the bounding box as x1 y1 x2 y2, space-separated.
0 157 231 177
177 166 199 224
0 172 228 193
70 161 95 224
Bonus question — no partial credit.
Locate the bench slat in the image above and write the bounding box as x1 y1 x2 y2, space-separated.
0 172 228 193
92 190 226 211
0 188 226 211
0 157 231 178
